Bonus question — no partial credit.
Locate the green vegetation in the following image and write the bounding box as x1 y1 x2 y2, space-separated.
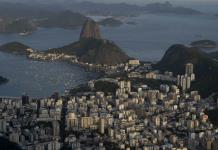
94 81 119 94
98 18 123 27
209 51 218 60
131 78 173 90
69 85 91 96
0 42 31 55
47 38 129 65
156 44 218 97
205 109 218 127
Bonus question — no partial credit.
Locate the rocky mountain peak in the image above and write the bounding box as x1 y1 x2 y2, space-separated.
80 19 101 40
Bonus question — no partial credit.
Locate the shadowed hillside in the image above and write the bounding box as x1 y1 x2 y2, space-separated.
156 44 218 97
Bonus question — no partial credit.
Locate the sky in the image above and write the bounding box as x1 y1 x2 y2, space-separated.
76 0 218 4
1 0 218 3
0 0 218 12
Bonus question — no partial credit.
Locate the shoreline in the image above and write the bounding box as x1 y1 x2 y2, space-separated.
0 51 106 98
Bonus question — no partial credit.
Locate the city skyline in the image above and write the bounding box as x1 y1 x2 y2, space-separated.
0 0 218 149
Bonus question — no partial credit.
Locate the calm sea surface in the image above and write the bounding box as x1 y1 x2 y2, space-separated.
0 14 218 97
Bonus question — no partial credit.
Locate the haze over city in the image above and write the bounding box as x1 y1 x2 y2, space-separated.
0 0 218 149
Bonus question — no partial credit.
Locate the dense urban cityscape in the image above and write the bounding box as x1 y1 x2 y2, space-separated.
1 60 218 150
0 0 218 150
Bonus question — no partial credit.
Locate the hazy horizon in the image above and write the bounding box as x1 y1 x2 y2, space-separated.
1 0 218 4
0 0 217 14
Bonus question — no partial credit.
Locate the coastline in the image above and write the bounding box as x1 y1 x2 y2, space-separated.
28 51 125 76
0 51 102 98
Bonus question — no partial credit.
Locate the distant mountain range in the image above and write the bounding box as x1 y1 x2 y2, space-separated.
156 44 218 97
144 2 202 15
191 40 217 49
0 1 204 33
0 2 87 33
61 1 202 16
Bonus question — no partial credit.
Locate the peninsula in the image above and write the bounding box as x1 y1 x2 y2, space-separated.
0 19 129 70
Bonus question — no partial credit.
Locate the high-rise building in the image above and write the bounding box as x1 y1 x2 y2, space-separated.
117 80 131 95
186 77 191 89
0 119 7 133
99 118 105 134
177 64 195 91
22 94 29 105
185 63 194 76
80 117 93 129
67 113 78 130
181 76 187 91
52 121 60 137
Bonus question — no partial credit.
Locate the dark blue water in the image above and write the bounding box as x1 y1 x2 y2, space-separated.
101 14 218 61
0 14 218 97
0 53 98 98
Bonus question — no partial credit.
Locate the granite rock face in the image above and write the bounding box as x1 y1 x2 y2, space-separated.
80 19 101 40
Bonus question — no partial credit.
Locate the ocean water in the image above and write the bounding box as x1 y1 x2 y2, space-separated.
100 14 218 61
0 14 218 97
0 53 98 98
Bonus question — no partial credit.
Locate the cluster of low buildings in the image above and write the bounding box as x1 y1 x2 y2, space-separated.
28 51 128 74
29 52 77 62
1 62 218 150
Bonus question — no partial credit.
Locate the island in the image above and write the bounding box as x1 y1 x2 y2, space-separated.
62 1 203 16
98 18 123 27
191 40 217 49
0 76 8 85
0 18 37 34
143 1 202 15
0 42 34 55
0 2 87 34
0 1 204 34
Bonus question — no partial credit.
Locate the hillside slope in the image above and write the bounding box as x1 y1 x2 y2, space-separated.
46 38 129 65
156 44 218 97
0 42 32 55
